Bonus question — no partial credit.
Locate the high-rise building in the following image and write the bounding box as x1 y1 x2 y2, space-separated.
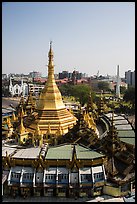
29 71 42 78
125 70 135 87
59 71 69 79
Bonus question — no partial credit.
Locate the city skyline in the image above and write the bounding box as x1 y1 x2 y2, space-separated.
2 2 135 77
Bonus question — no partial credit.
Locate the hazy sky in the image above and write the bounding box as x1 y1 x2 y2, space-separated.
2 2 135 77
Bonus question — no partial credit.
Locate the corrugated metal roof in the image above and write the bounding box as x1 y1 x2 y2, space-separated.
12 147 41 159
113 120 128 125
45 144 73 160
2 146 17 157
75 145 104 159
118 130 135 138
120 137 135 145
115 124 132 130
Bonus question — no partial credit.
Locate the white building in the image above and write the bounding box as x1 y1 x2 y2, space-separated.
9 77 29 97
116 65 121 98
28 84 45 96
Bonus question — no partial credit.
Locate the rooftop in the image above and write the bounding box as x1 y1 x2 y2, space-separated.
118 129 135 138
75 145 105 160
104 113 135 145
45 144 73 160
12 147 41 159
2 146 17 157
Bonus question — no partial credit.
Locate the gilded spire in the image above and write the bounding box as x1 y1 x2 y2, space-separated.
19 95 25 106
20 106 24 117
11 111 16 122
48 41 53 58
37 41 66 110
46 123 51 135
35 123 41 136
6 117 12 128
26 91 34 106
18 117 26 134
48 41 54 79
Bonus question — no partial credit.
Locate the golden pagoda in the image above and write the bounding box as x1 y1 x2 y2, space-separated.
17 117 26 134
26 42 77 136
11 111 17 123
83 110 98 135
87 91 98 121
25 91 36 113
16 116 29 145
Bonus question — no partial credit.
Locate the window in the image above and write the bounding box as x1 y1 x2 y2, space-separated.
81 174 91 182
45 174 56 180
30 174 33 180
58 174 68 181
94 172 104 181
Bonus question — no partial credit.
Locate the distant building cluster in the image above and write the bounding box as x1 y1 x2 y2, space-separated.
59 70 87 79
2 69 134 97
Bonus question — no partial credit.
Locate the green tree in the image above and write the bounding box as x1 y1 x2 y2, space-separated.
120 86 127 94
98 81 110 91
59 84 73 96
71 84 94 106
123 87 135 107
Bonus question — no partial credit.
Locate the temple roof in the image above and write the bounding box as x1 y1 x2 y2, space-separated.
104 113 135 146
12 147 41 159
75 144 105 159
45 144 73 160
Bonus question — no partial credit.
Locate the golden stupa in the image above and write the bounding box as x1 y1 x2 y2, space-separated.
27 42 77 135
